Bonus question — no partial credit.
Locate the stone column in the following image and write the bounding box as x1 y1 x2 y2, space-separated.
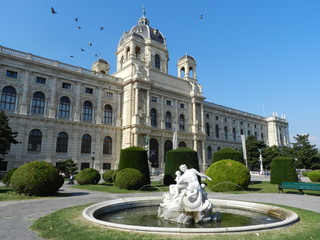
19 70 30 115
74 83 81 121
96 88 103 124
146 90 150 125
48 77 57 118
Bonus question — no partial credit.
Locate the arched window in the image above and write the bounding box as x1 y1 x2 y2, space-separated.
240 129 244 135
120 56 124 69
164 140 173 163
126 47 130 60
135 46 141 60
207 146 212 161
104 104 112 124
224 126 228 140
233 128 236 141
248 130 251 136
150 108 157 127
261 133 264 142
81 134 91 153
103 136 112 154
149 138 159 168
0 86 16 111
179 114 185 131
215 124 219 138
58 96 70 118
179 141 186 148
189 67 194 78
254 132 258 139
180 67 185 78
155 54 161 69
205 123 210 136
82 101 92 121
165 111 171 129
31 91 45 115
28 129 42 152
56 132 68 153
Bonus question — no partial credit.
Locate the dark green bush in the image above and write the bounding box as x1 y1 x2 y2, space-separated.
2 168 18 186
206 159 250 192
164 147 199 185
102 170 117 183
114 168 144 190
212 147 243 164
75 168 100 185
10 161 64 196
270 157 298 184
118 146 150 185
308 170 320 182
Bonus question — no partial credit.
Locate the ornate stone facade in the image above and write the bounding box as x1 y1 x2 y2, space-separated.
0 13 289 174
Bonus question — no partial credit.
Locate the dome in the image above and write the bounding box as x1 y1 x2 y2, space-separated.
118 10 166 47
178 54 196 62
94 58 109 65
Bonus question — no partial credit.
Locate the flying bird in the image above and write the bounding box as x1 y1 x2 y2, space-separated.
70 56 74 58
51 7 57 14
75 17 78 22
77 26 82 30
80 48 85 52
100 26 104 31
199 14 203 19
89 42 92 46
95 54 98 57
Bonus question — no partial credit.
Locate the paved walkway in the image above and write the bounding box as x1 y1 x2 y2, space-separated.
1 179 319 240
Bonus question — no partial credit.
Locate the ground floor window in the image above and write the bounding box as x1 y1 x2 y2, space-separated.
0 161 7 171
103 163 111 170
81 162 90 170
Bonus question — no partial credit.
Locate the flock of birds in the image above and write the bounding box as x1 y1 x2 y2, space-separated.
50 7 105 59
50 6 204 61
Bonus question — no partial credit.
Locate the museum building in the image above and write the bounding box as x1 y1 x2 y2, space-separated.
0 13 289 174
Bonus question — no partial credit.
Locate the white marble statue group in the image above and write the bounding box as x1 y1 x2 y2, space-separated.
158 164 214 224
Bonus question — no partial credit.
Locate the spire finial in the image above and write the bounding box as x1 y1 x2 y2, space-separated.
142 6 146 17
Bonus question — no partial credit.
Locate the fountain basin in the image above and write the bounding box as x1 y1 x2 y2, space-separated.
82 196 299 234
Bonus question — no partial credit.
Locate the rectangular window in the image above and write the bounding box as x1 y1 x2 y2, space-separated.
206 114 210 119
215 116 219 120
0 161 7 171
180 103 185 109
224 118 227 122
106 92 113 98
80 162 90 170
103 163 111 170
85 88 93 94
36 76 46 84
6 70 18 78
62 82 71 89
151 96 157 103
166 100 171 106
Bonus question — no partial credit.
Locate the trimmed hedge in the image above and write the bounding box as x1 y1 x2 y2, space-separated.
212 147 243 164
206 159 250 192
75 168 100 185
102 170 118 183
118 146 150 185
308 170 320 182
10 161 64 196
164 147 199 186
1 168 18 186
270 157 298 184
114 168 144 190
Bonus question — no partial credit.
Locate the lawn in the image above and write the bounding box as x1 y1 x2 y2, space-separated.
30 203 320 240
0 186 41 201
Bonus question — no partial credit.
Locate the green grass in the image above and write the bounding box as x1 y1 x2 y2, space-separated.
0 186 41 201
71 182 169 193
30 203 320 240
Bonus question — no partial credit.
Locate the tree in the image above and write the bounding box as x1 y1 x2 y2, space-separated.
56 159 78 177
243 135 267 170
291 134 318 169
0 111 18 160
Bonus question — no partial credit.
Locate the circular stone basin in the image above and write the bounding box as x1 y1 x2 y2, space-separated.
83 196 299 234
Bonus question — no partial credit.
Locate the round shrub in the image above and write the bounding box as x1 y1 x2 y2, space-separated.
164 147 199 186
308 170 320 182
102 170 118 183
270 157 298 184
11 161 64 196
114 168 144 190
118 146 150 185
75 168 101 185
2 168 18 187
206 159 250 192
212 147 243 164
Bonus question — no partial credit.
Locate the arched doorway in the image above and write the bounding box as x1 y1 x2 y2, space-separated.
149 138 159 168
164 140 173 163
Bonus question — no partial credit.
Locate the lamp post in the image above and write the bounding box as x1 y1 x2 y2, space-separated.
258 149 263 175
91 152 95 169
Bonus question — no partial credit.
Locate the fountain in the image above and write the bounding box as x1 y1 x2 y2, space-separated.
83 164 299 234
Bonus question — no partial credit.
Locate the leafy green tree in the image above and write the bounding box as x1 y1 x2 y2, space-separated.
56 159 78 177
0 111 19 160
291 134 318 169
243 135 267 170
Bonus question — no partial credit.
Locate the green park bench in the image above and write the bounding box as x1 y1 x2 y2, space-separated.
278 182 320 194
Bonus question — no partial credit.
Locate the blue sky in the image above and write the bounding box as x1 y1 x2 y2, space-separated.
1 0 320 147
